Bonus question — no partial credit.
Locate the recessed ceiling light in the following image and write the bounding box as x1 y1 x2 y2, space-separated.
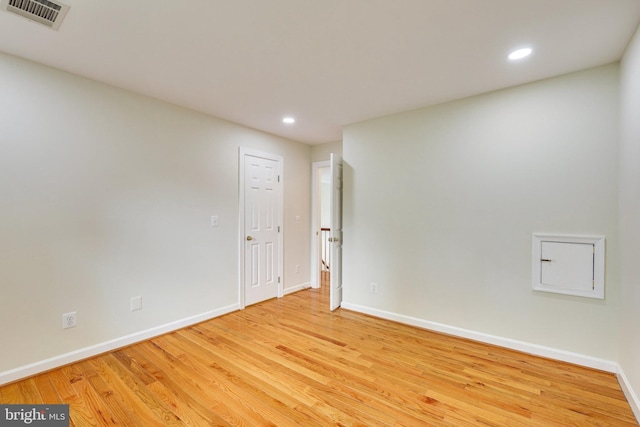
508 47 533 61
282 117 295 124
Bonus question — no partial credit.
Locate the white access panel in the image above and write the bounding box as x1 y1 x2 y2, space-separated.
540 242 594 290
532 234 605 299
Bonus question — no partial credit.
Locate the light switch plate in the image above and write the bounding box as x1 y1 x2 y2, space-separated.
211 216 219 227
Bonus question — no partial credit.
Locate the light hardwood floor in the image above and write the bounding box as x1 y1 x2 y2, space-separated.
1 284 637 426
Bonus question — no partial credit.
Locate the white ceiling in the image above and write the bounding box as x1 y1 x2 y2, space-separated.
1 1 639 144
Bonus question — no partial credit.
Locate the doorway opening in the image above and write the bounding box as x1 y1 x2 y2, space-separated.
320 166 331 286
311 154 343 310
311 161 330 289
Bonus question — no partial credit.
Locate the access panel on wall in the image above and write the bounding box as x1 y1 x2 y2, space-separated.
532 234 605 299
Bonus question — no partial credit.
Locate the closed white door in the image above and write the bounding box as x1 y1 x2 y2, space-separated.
329 153 343 311
241 150 282 306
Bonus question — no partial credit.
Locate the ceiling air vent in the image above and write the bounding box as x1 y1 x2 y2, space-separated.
0 0 70 31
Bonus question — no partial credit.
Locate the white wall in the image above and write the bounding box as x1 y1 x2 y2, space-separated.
343 64 620 361
619 23 640 415
0 52 310 376
311 140 342 163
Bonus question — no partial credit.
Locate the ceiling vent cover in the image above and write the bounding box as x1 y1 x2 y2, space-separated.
0 0 69 30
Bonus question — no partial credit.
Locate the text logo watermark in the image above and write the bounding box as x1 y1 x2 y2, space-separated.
0 405 69 426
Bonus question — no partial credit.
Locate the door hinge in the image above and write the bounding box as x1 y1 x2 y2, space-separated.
278 175 280 182
278 276 281 284
278 226 280 232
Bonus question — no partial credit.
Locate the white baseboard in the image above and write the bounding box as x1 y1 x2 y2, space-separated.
284 282 312 295
341 302 618 373
0 303 239 386
617 366 640 423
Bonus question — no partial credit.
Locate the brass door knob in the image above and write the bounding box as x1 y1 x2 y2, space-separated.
246 236 253 241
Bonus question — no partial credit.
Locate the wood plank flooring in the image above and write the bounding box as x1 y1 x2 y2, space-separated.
1 285 637 426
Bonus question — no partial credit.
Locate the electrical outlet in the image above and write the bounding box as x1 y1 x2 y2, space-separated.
62 312 76 329
370 282 378 294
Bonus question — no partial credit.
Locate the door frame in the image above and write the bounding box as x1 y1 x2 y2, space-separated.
311 160 330 289
238 147 284 309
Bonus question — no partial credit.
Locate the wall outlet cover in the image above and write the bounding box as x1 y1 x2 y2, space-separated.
62 312 76 329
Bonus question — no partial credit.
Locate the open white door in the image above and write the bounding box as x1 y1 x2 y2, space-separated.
329 153 343 311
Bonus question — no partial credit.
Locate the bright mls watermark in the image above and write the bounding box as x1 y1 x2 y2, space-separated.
0 405 69 426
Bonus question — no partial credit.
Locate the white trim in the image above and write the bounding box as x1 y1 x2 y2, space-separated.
284 282 312 295
618 366 640 423
0 303 239 386
311 160 330 289
238 147 284 308
532 233 605 299
341 302 618 373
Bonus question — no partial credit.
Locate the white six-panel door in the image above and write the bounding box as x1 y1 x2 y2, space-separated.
240 149 282 307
